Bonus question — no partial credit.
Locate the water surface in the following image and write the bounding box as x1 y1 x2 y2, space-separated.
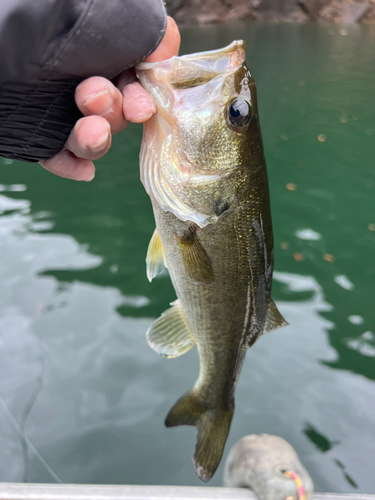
0 23 374 492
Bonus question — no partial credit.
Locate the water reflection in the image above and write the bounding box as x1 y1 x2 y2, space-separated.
303 424 339 453
345 331 375 358
1 196 375 489
295 228 322 241
236 272 375 492
334 275 354 291
0 196 162 483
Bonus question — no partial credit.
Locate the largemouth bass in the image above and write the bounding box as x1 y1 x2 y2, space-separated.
136 41 287 482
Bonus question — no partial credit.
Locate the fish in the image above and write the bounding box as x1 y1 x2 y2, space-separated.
223 434 314 500
136 40 287 482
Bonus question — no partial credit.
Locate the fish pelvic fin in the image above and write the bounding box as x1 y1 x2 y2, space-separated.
165 390 233 482
146 228 166 282
263 299 288 334
177 228 214 284
146 300 195 358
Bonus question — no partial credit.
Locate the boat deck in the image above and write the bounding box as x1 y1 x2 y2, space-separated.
1 484 374 500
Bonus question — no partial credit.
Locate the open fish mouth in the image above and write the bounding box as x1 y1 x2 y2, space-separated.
136 40 247 73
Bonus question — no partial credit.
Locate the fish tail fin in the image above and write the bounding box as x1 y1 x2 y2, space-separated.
165 390 233 482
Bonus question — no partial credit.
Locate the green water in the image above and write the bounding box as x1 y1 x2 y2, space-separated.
0 23 374 491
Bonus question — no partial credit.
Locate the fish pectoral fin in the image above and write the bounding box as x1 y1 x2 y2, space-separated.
177 229 214 284
165 391 233 482
146 300 195 358
263 299 288 334
146 228 166 282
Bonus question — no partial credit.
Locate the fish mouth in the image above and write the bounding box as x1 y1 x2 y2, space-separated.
136 40 247 73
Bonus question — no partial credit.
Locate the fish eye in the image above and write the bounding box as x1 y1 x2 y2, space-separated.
226 97 252 129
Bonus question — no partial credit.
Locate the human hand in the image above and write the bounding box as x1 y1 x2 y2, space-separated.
39 16 180 181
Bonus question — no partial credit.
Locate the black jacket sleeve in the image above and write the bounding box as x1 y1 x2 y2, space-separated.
0 0 167 162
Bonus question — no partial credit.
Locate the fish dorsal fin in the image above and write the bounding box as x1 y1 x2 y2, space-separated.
177 229 214 284
263 300 288 334
146 229 166 282
147 300 196 358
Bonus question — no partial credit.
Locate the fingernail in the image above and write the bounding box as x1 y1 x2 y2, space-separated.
83 90 113 115
90 132 109 152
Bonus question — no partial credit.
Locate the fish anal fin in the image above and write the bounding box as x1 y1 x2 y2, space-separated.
146 300 195 358
263 299 288 334
146 228 166 282
177 228 214 284
165 390 233 482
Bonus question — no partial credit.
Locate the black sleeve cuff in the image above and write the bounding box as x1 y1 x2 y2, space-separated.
0 0 167 162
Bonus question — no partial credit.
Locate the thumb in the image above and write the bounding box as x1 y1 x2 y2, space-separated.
145 16 180 62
